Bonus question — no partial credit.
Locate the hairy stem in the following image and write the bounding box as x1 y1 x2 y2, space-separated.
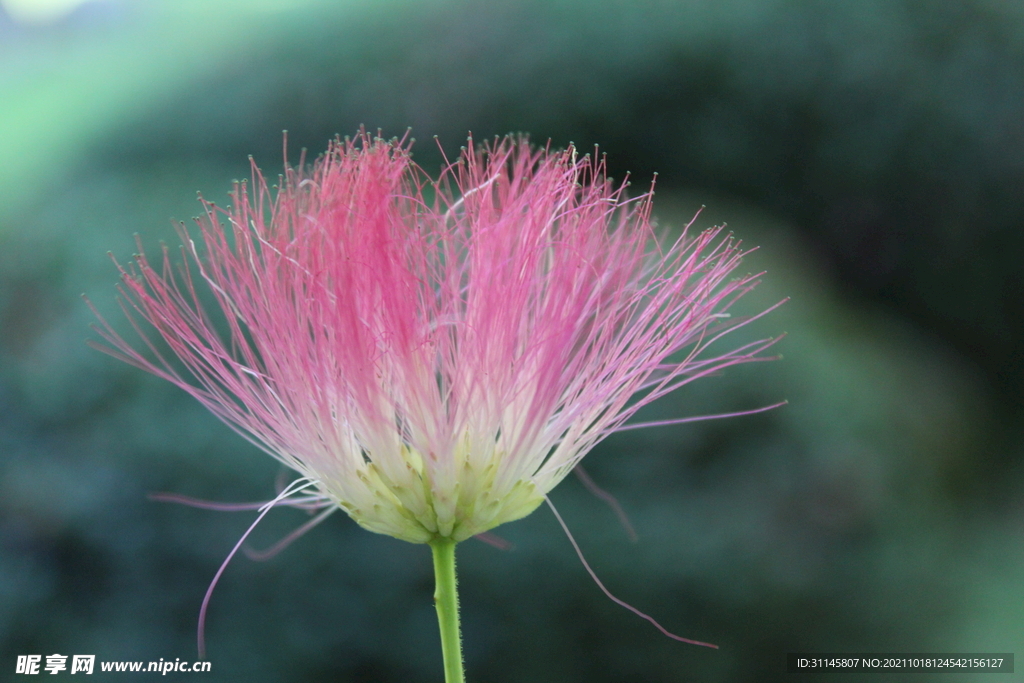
430 537 465 683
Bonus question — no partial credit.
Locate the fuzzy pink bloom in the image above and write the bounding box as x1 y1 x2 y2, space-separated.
91 132 777 544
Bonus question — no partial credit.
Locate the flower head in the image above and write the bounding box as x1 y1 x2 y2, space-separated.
92 132 775 544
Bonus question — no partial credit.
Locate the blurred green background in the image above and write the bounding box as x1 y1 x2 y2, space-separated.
2 0 1023 681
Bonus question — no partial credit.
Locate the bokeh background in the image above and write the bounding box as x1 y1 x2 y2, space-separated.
2 0 1023 681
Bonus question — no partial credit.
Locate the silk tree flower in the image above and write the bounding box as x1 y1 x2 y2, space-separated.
89 132 779 681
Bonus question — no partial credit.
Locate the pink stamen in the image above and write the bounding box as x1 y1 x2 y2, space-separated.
614 400 788 433
473 531 514 551
148 491 330 512
243 507 336 561
572 465 638 542
545 497 719 649
196 478 317 658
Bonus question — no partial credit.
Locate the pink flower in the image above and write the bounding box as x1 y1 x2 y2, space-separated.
90 132 777 545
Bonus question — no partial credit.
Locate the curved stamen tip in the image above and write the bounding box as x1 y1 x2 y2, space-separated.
545 497 718 650
195 478 319 658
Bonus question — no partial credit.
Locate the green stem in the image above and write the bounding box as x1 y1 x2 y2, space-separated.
430 537 465 683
